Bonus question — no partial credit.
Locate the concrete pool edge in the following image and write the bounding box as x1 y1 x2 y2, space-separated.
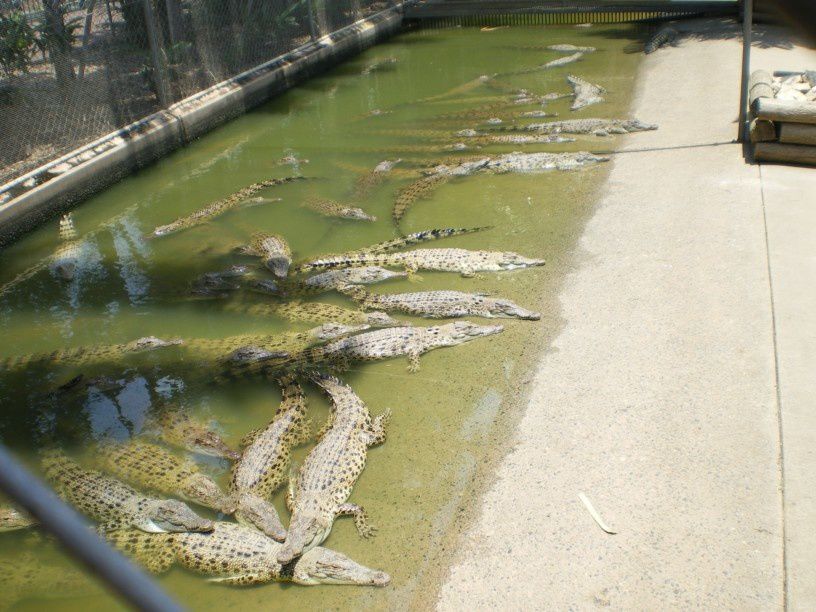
435 20 788 609
0 5 405 247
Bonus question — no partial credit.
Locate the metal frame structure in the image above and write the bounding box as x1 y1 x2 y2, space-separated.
738 0 754 143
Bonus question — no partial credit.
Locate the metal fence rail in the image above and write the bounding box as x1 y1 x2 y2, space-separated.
0 0 397 187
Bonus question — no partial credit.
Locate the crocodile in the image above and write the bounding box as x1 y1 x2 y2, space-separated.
430 151 608 175
277 373 389 564
242 233 292 277
295 321 503 373
51 213 81 280
567 74 605 110
229 375 309 541
392 174 454 226
352 159 401 198
190 265 250 298
42 450 214 533
107 522 390 586
298 247 545 277
152 177 301 237
339 285 541 320
301 197 376 222
0 503 36 532
506 51 584 76
226 301 401 328
512 117 658 137
644 26 678 54
547 44 597 53
98 440 234 513
0 336 182 373
0 554 96 608
361 56 398 75
183 324 368 367
146 408 240 460
302 266 408 292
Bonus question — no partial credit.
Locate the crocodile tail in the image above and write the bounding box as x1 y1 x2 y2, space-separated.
59 214 77 241
335 284 369 303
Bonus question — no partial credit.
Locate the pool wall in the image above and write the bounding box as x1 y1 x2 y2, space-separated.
0 4 406 247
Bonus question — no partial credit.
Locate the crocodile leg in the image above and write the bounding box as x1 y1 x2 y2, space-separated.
235 494 286 542
336 503 377 539
364 409 391 446
407 351 421 373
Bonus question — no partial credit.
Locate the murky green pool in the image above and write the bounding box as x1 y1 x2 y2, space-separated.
0 23 643 611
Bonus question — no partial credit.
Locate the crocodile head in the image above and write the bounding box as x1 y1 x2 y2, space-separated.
484 298 541 320
625 119 658 132
494 252 546 271
437 321 504 345
276 514 332 565
264 256 291 278
181 474 236 514
52 258 78 281
187 430 241 461
126 336 183 353
140 500 214 533
292 547 391 586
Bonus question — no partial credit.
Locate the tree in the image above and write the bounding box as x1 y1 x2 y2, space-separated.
38 0 79 88
0 11 37 78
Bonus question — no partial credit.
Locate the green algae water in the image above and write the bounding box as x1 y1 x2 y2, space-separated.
0 23 643 611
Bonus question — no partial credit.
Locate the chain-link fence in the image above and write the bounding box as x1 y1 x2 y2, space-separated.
0 0 398 186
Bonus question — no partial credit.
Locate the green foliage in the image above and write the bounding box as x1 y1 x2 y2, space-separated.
0 11 37 78
34 13 82 55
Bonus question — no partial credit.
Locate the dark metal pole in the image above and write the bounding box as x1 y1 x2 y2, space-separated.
738 0 753 142
141 0 171 107
0 445 183 612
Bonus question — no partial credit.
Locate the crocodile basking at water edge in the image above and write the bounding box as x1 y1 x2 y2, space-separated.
146 409 240 460
339 286 541 320
0 336 182 373
277 373 389 564
108 522 390 586
42 450 213 533
152 177 301 237
299 248 545 277
98 440 234 513
229 375 309 541
513 117 658 137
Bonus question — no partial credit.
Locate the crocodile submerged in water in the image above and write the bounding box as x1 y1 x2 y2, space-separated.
511 117 658 137
302 266 408 292
190 265 250 298
0 503 36 532
393 152 606 225
0 336 182 373
152 177 301 237
107 522 390 586
242 233 292 277
277 373 389 564
51 213 81 280
339 286 541 320
146 408 240 460
567 74 605 110
352 159 401 198
299 247 545 277
0 554 96 608
229 375 309 541
301 198 375 222
98 440 234 513
42 450 213 533
225 301 400 328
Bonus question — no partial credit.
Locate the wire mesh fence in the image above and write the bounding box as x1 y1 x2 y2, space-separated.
0 0 398 186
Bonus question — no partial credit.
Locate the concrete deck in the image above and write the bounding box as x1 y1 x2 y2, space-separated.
437 24 816 610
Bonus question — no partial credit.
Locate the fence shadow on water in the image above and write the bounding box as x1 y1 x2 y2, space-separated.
0 0 397 187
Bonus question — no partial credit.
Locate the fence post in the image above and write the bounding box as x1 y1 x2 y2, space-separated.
141 0 171 107
307 0 320 41
738 0 753 143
